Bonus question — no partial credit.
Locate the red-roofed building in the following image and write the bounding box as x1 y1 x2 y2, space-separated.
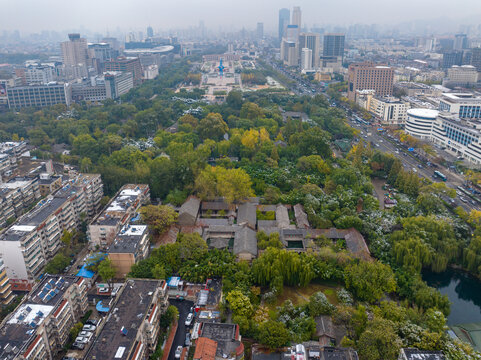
194 337 218 360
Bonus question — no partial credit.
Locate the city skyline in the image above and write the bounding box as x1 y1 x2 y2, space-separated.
2 0 481 34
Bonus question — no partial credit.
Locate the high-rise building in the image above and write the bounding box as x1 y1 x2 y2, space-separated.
60 33 88 78
454 33 468 50
323 33 345 58
147 25 154 38
278 8 290 41
347 62 394 102
286 25 299 42
442 50 464 68
299 33 320 68
292 6 301 29
281 40 298 67
301 48 312 71
470 47 481 72
257 22 264 39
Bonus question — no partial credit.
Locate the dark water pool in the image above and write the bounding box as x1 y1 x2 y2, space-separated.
423 268 481 325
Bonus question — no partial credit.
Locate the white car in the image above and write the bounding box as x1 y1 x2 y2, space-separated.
75 336 88 344
83 324 96 332
185 313 193 326
175 346 183 359
79 331 93 339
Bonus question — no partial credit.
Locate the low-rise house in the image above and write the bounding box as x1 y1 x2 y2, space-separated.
237 203 256 230
84 279 169 360
178 196 201 226
281 228 307 250
294 204 310 229
0 275 88 360
308 228 371 260
276 205 290 229
193 322 244 360
399 348 445 360
201 201 235 219
107 224 150 277
233 226 257 261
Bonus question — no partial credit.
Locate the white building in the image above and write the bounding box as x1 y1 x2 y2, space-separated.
444 65 478 87
144 64 159 80
369 96 410 125
405 108 439 140
25 65 56 85
431 115 481 165
301 48 312 71
439 93 481 119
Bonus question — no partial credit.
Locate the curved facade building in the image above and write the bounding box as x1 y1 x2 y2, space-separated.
405 108 439 139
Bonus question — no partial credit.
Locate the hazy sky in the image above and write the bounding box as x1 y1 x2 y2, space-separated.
2 0 480 33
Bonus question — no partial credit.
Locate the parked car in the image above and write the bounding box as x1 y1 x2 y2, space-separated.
75 336 88 344
460 196 467 203
185 313 193 326
185 333 191 346
72 342 85 350
83 324 96 332
85 319 98 326
175 346 183 359
79 331 93 339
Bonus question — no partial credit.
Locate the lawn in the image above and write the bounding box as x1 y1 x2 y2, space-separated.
265 283 341 310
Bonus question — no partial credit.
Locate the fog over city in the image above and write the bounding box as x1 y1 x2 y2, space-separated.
2 0 481 33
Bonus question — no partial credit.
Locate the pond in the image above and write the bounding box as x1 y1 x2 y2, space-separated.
423 268 481 325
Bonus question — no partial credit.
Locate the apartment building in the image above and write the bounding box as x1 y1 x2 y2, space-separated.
0 177 41 226
88 184 149 249
0 174 102 291
84 279 168 360
0 275 88 360
107 224 150 277
38 174 62 197
347 62 394 102
0 194 77 290
0 257 14 305
63 172 103 218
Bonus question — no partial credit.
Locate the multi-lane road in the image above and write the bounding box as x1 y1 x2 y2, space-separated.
261 56 479 212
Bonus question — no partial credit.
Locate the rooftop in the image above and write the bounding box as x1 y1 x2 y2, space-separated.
92 184 148 226
0 275 80 360
401 348 445 360
107 225 148 254
407 108 439 118
200 322 243 359
85 279 163 360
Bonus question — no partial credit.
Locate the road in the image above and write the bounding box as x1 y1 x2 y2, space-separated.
259 55 479 212
168 299 194 360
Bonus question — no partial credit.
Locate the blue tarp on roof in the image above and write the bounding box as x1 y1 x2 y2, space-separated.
76 264 94 278
96 300 110 313
168 276 181 287
130 213 141 223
